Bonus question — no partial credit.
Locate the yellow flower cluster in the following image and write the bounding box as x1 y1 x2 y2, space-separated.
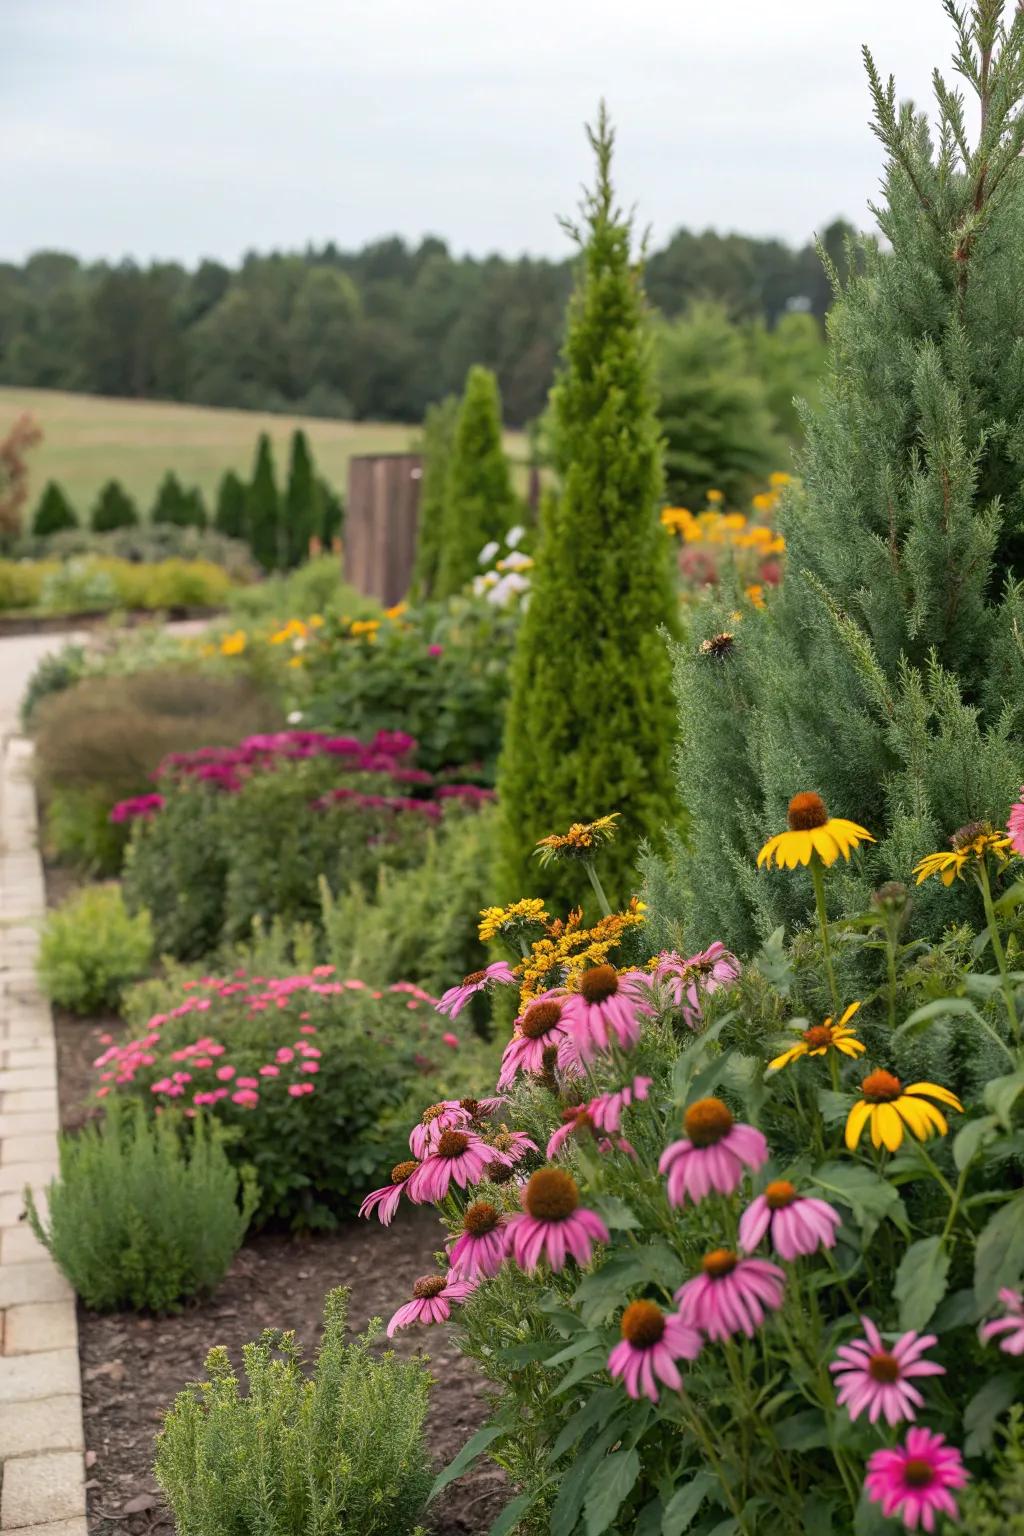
478 898 550 944
534 813 620 865
516 899 646 1003
660 504 786 555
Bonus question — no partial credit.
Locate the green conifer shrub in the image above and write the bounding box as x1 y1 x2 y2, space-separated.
496 106 680 909
283 428 321 567
32 480 78 536
154 1289 432 1536
151 470 189 525
214 469 247 540
318 475 344 544
411 394 458 598
90 479 139 531
646 2 1024 953
246 432 281 570
435 366 517 597
25 1100 256 1312
181 485 208 529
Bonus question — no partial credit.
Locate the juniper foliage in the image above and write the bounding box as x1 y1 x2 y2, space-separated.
646 2 1024 953
151 471 191 526
214 469 247 540
246 432 282 571
411 394 458 599
435 366 517 598
90 478 138 532
32 480 77 536
154 1288 432 1536
283 428 321 568
496 105 679 910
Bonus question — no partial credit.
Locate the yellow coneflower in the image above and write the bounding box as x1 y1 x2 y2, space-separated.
913 822 1013 887
219 629 247 657
768 1002 864 1071
845 1071 962 1153
757 793 874 872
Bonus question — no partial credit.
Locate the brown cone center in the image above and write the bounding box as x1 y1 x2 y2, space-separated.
620 1300 665 1348
684 1096 734 1147
702 1248 738 1280
462 970 488 986
802 1024 835 1050
862 1070 901 1103
463 1201 501 1236
391 1159 418 1184
412 1274 447 1299
787 792 828 831
520 1001 562 1039
867 1351 901 1384
579 965 618 1004
765 1180 797 1210
903 1458 935 1489
437 1130 470 1158
524 1167 579 1222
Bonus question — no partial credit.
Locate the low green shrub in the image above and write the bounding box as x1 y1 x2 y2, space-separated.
154 1288 432 1536
225 555 378 625
19 641 89 729
46 786 130 876
16 524 257 581
25 1101 256 1311
38 884 152 1014
0 555 234 615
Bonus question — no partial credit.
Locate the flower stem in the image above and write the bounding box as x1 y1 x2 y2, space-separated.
976 859 1020 1043
810 855 839 1014
885 933 898 1033
585 860 613 919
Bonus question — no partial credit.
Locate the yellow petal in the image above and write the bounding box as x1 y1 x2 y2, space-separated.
767 1045 804 1071
757 834 784 869
900 1099 948 1139
905 1083 963 1113
845 1100 872 1150
836 1037 867 1058
875 1103 905 1152
838 1001 862 1027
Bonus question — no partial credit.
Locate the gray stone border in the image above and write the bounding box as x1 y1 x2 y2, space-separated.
0 738 87 1534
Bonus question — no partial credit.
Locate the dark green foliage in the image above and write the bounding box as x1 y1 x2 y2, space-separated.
31 480 77 536
411 395 458 598
656 304 787 507
45 786 129 877
953 1407 1024 1534
181 485 207 529
151 470 189 525
25 1100 256 1311
496 107 680 910
154 1290 432 1535
19 640 88 729
648 3 1024 952
283 429 320 567
246 433 281 570
90 478 138 531
123 784 229 960
213 470 247 540
318 476 344 544
435 367 518 597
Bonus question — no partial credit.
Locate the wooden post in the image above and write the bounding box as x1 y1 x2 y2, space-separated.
344 453 423 606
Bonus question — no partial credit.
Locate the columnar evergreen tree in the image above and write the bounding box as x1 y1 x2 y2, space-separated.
648 2 1024 953
151 471 189 526
246 433 281 571
318 477 344 546
496 106 680 910
32 481 77 536
411 395 458 599
90 479 139 531
213 470 247 540
435 367 517 598
283 429 320 567
180 486 207 530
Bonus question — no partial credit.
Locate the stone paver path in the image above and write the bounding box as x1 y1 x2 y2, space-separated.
0 632 87 1532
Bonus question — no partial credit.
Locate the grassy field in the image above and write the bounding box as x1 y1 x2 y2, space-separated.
2 387 529 517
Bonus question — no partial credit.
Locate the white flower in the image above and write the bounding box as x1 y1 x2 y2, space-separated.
499 550 532 571
478 540 501 565
506 524 526 549
287 710 304 725
487 571 530 606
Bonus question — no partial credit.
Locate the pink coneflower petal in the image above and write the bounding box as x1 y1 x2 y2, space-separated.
560 966 647 1062
739 1183 841 1260
437 962 517 1020
386 1271 477 1337
505 1168 609 1273
660 1098 767 1208
980 1288 1024 1355
864 1427 968 1530
830 1318 944 1426
675 1252 785 1341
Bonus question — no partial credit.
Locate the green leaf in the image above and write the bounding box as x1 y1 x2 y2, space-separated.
895 996 982 1041
553 1347 610 1397
993 879 1024 915
662 1469 717 1535
594 1195 641 1230
549 1387 623 1463
489 1492 535 1536
543 1333 605 1370
815 1089 851 1127
681 1046 736 1106
584 1447 640 1535
984 1070 1024 1128
635 1497 663 1536
953 1114 998 1171
753 926 793 994
811 1160 908 1241
551 1427 624 1536
975 1192 1024 1309
431 1424 504 1499
931 1287 983 1331
964 1373 1020 1456
894 1236 950 1330
774 1410 830 1451
705 1520 740 1536
572 1244 686 1326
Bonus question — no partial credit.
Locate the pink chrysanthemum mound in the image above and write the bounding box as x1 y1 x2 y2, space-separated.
830 1317 944 1426
607 1300 702 1402
864 1427 968 1531
506 1168 609 1272
659 1097 768 1206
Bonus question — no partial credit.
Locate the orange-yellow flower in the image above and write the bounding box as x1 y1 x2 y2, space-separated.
913 822 1013 887
845 1071 962 1152
768 1002 864 1071
757 793 874 871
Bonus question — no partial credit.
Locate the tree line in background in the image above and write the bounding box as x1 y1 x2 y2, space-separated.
28 430 343 571
0 220 851 426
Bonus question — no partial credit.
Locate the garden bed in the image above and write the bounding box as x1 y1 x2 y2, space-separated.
0 604 227 638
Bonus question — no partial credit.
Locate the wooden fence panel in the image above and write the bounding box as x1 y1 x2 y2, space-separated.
344 453 423 605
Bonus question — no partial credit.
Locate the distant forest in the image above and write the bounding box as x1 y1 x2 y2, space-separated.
0 220 852 426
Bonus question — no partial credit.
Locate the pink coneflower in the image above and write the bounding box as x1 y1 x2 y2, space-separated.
437 961 517 1020
386 1271 477 1337
864 1428 968 1531
409 1100 472 1158
830 1318 944 1425
1008 789 1024 858
497 998 571 1089
659 1098 768 1207
607 1301 703 1402
545 1105 635 1160
589 1076 653 1133
738 1181 841 1260
654 943 740 1029
447 1201 510 1279
359 1159 419 1225
405 1129 503 1202
487 1128 537 1166
675 1250 785 1341
980 1288 1024 1355
506 1168 610 1272
560 966 647 1061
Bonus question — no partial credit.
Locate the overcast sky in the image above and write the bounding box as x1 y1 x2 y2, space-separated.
4 0 965 267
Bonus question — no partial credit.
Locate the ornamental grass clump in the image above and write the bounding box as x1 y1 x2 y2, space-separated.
25 1099 256 1312
155 1288 432 1536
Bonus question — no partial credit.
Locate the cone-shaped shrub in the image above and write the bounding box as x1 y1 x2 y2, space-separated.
283 428 321 567
246 432 281 571
213 469 247 540
32 481 77 536
411 395 458 599
319 476 344 545
647 2 1024 953
151 471 189 526
435 367 517 598
90 479 138 532
496 105 679 910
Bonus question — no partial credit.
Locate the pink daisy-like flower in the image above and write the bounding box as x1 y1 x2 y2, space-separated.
830 1317 944 1425
1008 789 1024 858
386 1270 477 1337
560 965 647 1061
497 997 571 1089
589 1076 653 1133
447 1200 510 1279
487 1128 537 1165
437 961 517 1020
358 1158 419 1225
408 1100 473 1158
738 1181 841 1260
545 1104 635 1160
659 1097 767 1207
675 1250 785 1341
654 943 740 1029
506 1168 610 1272
864 1428 968 1531
608 1300 703 1402
405 1129 505 1202
980 1287 1024 1355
